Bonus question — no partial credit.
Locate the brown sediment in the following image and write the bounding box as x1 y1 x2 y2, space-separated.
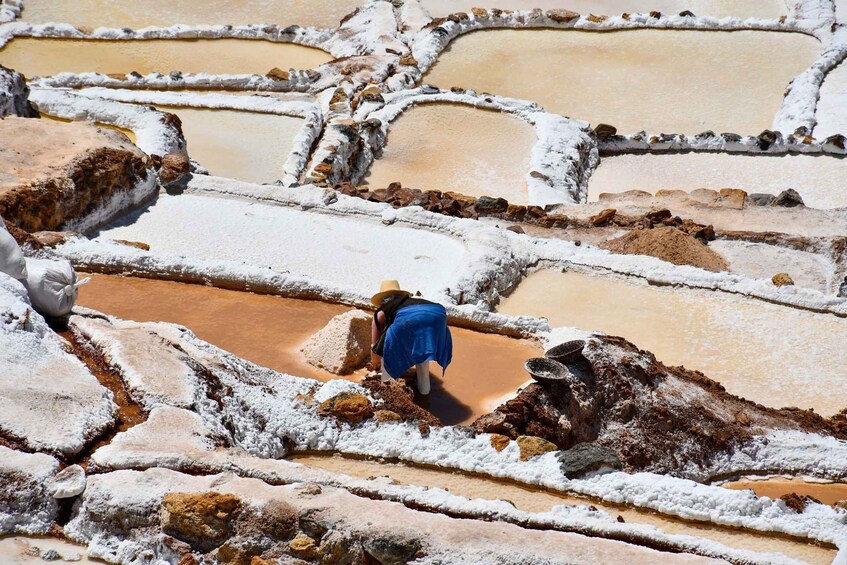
360 377 442 427
724 478 847 506
601 226 729 271
76 274 541 425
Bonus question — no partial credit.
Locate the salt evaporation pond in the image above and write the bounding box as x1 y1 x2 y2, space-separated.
0 38 332 77
153 106 303 184
498 270 847 417
425 30 819 134
41 112 138 144
92 192 466 299
814 60 847 140
19 0 363 29
76 274 540 425
365 104 535 202
0 536 100 563
587 153 847 209
724 478 847 506
291 455 836 564
421 0 784 19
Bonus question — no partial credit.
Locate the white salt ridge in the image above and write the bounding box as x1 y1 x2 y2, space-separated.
0 274 117 457
0 0 21 23
0 446 59 535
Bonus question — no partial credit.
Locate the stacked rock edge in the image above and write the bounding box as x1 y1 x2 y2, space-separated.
601 226 730 272
302 309 372 375
0 65 37 118
0 117 149 232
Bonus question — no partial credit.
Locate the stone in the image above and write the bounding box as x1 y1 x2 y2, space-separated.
586 13 607 22
0 65 39 117
516 435 558 461
161 492 242 552
718 188 747 209
64 553 82 562
649 10 662 17
318 392 374 424
471 7 488 18
505 225 525 234
288 533 320 560
773 188 804 207
749 193 776 206
838 277 847 298
546 9 580 22
721 132 742 143
359 85 384 103
593 123 617 138
40 549 61 561
112 239 150 251
490 433 511 452
48 464 86 499
735 411 751 426
159 152 191 186
771 273 795 287
679 10 695 16
589 208 616 226
177 556 198 565
558 442 622 478
823 133 846 151
374 409 403 423
362 533 422 565
756 129 780 150
474 195 509 214
301 309 372 375
266 67 290 81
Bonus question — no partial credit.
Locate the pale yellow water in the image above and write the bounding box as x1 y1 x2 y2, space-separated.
724 478 847 506
0 38 332 78
365 104 535 202
425 30 819 134
40 112 138 144
152 105 304 184
0 537 102 564
588 152 847 209
498 270 847 417
20 0 364 29
290 454 836 564
421 0 785 19
77 274 541 425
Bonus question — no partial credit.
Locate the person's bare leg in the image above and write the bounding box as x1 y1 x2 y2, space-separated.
381 364 391 383
415 362 431 395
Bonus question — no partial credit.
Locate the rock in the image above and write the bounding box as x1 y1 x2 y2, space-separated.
516 435 558 461
505 225 525 234
374 409 403 423
31 231 72 248
773 188 804 208
112 239 150 251
718 188 747 209
771 273 795 287
748 193 776 206
288 533 320 560
318 392 374 424
546 8 580 22
0 65 39 117
589 208 616 226
301 310 372 375
40 549 61 561
48 464 86 498
823 133 846 151
362 533 422 565
781 493 820 513
177 556 198 565
266 67 290 81
838 277 847 298
558 442 622 478
735 411 751 426
644 208 672 223
64 553 82 562
756 129 780 150
24 547 40 557
679 10 695 16
159 152 191 185
490 434 511 452
649 10 662 17
161 492 242 552
721 132 742 143
593 123 617 138
474 195 509 214
359 85 384 103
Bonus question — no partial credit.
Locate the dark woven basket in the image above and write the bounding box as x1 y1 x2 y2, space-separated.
524 357 571 383
544 340 586 363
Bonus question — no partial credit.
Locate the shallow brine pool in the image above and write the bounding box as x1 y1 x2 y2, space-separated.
498 270 847 417
425 29 819 134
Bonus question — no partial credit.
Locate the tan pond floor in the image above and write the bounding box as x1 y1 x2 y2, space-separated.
151 105 303 184
421 0 785 19
0 536 101 564
19 0 364 29
365 104 535 203
724 478 847 506
76 274 540 425
497 270 847 417
424 29 819 134
40 113 138 144
290 454 836 564
587 152 847 209
0 38 332 77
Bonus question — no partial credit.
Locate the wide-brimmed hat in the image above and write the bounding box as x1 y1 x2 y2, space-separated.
371 279 411 306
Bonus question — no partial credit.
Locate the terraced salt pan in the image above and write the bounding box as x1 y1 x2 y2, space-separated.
587 152 847 209
0 38 332 77
424 30 819 134
0 537 99 564
420 0 785 19
814 59 847 140
76 274 540 425
153 105 303 184
291 454 836 564
498 270 847 417
365 104 535 202
19 0 364 29
724 477 847 506
91 192 466 300
41 112 137 144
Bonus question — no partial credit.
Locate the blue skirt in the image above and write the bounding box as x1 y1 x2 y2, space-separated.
382 303 452 379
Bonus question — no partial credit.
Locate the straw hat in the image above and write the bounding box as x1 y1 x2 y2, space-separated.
371 279 411 306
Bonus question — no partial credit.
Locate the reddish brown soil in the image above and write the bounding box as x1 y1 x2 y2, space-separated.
601 226 729 272
361 376 442 427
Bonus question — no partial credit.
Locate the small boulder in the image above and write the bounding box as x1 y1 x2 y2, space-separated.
756 129 780 150
589 208 616 226
772 273 794 287
161 492 242 552
363 532 422 565
516 435 558 461
40 549 61 561
318 392 374 424
773 188 804 208
546 9 580 22
490 434 511 452
558 442 621 478
48 464 86 499
474 195 509 214
593 123 617 139
159 152 191 186
301 309 372 375
748 193 776 206
374 409 403 423
266 67 290 81
718 188 747 209
288 533 320 560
